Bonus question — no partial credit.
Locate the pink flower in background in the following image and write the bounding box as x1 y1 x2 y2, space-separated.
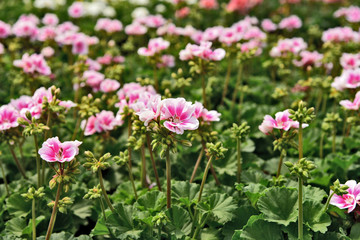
97 54 113 65
332 69 360 91
138 37 170 57
37 26 57 41
86 58 102 71
72 33 89 55
56 21 79 35
340 53 360 70
322 27 359 43
241 40 263 55
59 100 77 109
157 55 175 68
270 38 307 57
83 70 105 92
175 7 190 19
100 79 121 93
38 137 82 163
201 109 221 122
13 53 51 76
261 19 277 32
95 18 123 33
42 13 59 26
279 15 302 31
293 51 323 68
259 110 307 135
202 26 223 42
68 2 84 18
82 111 122 136
161 98 199 134
12 19 38 39
32 87 53 105
0 105 19 131
125 23 148 35
243 27 266 40
136 95 162 126
227 0 263 13
41 47 55 58
199 0 218 9
340 91 360 110
179 41 225 61
219 28 242 46
330 180 360 213
0 20 11 38
136 15 166 28
334 6 360 23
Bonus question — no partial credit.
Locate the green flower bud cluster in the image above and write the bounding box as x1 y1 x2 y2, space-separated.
42 86 66 122
48 197 73 214
285 158 316 179
78 94 101 119
18 112 50 136
127 135 145 151
114 150 129 167
189 59 216 76
324 112 342 124
205 142 228 160
289 101 315 124
151 130 177 159
272 175 286 186
69 55 88 76
311 76 332 89
308 25 322 38
230 122 250 142
172 68 192 89
236 45 258 61
105 65 124 81
49 160 80 192
84 185 102 200
21 187 45 200
131 119 147 139
136 77 153 86
273 131 297 152
330 179 349 196
187 129 218 143
84 151 112 173
153 212 169 227
321 122 331 132
272 87 288 100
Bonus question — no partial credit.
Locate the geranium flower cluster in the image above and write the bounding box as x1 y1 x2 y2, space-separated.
278 15 302 31
332 68 360 91
95 18 123 33
330 180 360 213
293 51 324 68
82 70 120 93
38 137 82 163
82 110 123 136
179 41 225 61
138 37 170 57
270 38 307 57
13 53 51 76
340 53 360 70
321 27 359 43
68 1 116 18
334 6 360 23
340 91 360 110
0 87 75 131
226 0 263 13
259 110 308 135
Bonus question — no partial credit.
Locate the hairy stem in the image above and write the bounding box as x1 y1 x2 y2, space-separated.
320 132 324 159
332 125 336 154
198 156 213 203
231 64 243 109
221 57 233 105
140 145 148 188
190 147 204 183
32 198 36 240
99 197 107 221
166 148 171 209
146 133 161 191
276 151 285 178
45 182 62 240
8 144 27 179
237 139 242 183
324 192 335 212
98 170 115 212
127 163 138 200
0 159 10 196
298 177 303 240
34 135 41 187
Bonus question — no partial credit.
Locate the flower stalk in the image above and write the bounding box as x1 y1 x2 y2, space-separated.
146 133 162 191
98 170 115 212
166 148 171 208
45 182 62 240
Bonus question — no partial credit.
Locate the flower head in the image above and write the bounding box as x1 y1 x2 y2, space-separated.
330 180 360 213
38 137 82 163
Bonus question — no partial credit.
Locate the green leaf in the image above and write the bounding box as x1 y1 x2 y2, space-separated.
22 215 45 236
350 223 360 240
106 203 143 239
71 200 92 219
282 222 312 240
165 205 192 239
257 187 298 226
6 193 31 217
303 200 331 233
243 183 267 207
232 215 282 240
241 170 270 185
172 181 199 206
198 193 237 224
200 228 221 240
37 231 73 239
135 191 166 214
5 216 26 237
91 215 110 236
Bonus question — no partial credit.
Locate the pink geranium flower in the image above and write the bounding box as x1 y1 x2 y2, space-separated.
160 98 199 134
332 69 360 91
100 79 121 93
83 70 105 92
330 180 360 213
138 37 170 57
270 38 307 57
179 41 225 61
42 14 59 26
192 102 221 122
125 23 148 35
340 91 360 110
340 53 360 70
259 110 307 135
13 53 51 76
136 95 162 126
279 15 302 31
199 0 218 9
0 20 12 38
293 51 323 68
68 2 84 18
261 19 277 32
0 105 19 131
82 110 122 136
38 137 82 163
322 27 359 43
95 18 123 33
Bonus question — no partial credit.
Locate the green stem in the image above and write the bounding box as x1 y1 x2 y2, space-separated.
221 57 233 105
140 145 148 188
332 126 336 154
192 213 210 240
158 224 162 240
127 163 138 200
320 132 325 159
43 110 51 184
34 135 41 187
0 159 10 196
166 148 171 209
198 156 213 203
231 63 243 109
276 151 285 178
71 115 81 141
32 198 36 240
236 139 242 183
298 123 303 159
324 192 335 212
298 177 303 240
146 133 162 191
80 118 88 141
200 63 207 108
45 182 62 240
99 197 107 221
190 147 204 183
8 144 27 179
154 65 159 92
98 170 115 212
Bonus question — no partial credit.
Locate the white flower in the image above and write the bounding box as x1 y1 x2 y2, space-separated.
132 7 149 19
